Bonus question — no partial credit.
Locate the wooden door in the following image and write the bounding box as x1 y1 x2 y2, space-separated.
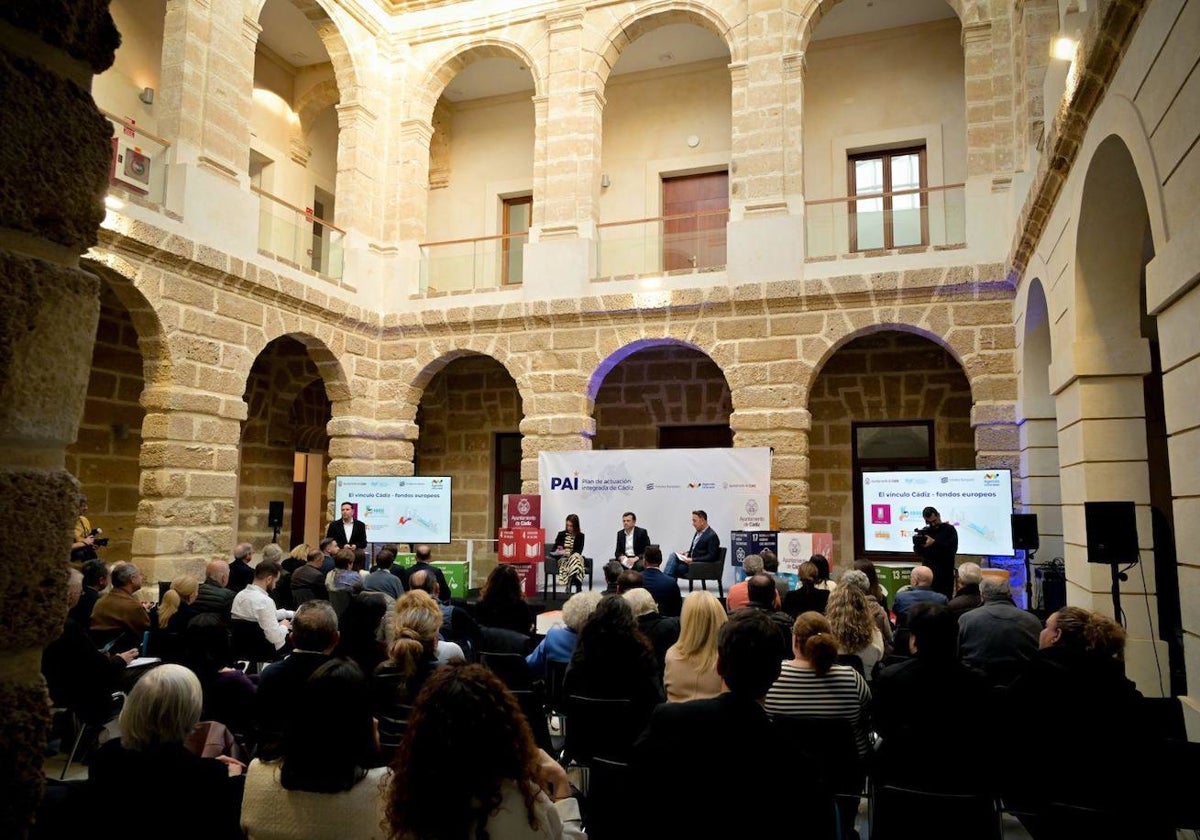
662 171 728 271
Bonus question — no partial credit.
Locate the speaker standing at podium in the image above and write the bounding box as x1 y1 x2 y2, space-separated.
326 501 368 551
913 506 958 599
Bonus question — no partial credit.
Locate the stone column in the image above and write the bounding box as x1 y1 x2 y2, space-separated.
133 385 245 582
518 406 595 495
0 2 117 833
326 411 418 521
334 101 380 236
1056 370 1168 694
730 403 812 532
391 118 433 299
1018 414 1064 561
725 9 806 282
523 11 597 295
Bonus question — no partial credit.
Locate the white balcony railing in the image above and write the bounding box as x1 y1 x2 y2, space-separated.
804 183 966 259
104 110 170 206
254 187 345 280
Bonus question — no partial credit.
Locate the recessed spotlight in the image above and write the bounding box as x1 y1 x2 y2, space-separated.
1050 36 1077 61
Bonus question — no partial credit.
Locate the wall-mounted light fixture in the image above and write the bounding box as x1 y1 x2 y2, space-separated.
601 173 611 188
138 87 155 105
1050 35 1077 61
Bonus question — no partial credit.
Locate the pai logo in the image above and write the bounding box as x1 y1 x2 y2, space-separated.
550 473 579 490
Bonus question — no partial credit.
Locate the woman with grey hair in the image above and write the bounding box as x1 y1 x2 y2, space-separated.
839 568 894 656
525 590 602 677
89 664 243 838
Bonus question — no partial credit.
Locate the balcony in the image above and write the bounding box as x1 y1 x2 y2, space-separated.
419 231 527 295
804 183 966 261
104 110 170 208
255 188 345 280
595 209 730 279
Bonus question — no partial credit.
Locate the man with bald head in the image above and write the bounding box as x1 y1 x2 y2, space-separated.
194 559 235 622
893 565 948 627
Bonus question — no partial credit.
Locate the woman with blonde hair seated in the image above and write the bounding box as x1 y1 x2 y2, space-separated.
89 664 243 838
825 579 884 680
664 590 727 702
158 574 199 633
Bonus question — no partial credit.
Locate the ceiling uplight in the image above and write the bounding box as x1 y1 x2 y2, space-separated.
640 277 662 289
104 195 125 211
1050 36 1077 61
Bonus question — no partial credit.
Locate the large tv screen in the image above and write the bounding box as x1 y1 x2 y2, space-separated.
862 469 1014 556
333 476 452 545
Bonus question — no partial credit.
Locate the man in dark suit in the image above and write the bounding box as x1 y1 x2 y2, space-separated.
226 543 255 594
632 610 791 837
662 509 719 579
639 546 682 617
194 559 235 622
255 600 339 759
893 565 949 626
614 511 651 568
326 501 368 550
405 544 451 604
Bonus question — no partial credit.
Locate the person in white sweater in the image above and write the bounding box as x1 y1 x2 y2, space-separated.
241 658 387 840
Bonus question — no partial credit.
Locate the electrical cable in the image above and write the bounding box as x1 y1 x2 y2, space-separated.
1137 554 1164 693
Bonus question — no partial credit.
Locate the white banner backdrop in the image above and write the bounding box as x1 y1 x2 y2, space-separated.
539 448 772 588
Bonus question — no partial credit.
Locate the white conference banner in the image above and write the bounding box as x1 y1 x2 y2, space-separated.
538 447 772 588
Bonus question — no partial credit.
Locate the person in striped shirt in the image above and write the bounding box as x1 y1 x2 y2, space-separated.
765 611 872 758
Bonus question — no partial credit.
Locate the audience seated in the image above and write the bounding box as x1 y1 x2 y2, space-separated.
230 559 293 653
282 543 309 575
634 610 792 837
43 568 136 726
242 659 387 840
615 569 643 595
564 595 664 740
946 561 984 618
663 590 727 702
67 559 107 625
404 545 452 605
811 554 837 592
853 559 889 611
405 568 479 655
195 559 235 622
783 560 831 618
327 548 364 594
386 664 583 839
89 665 243 839
839 568 894 657
256 601 339 758
363 547 405 599
740 573 794 659
153 574 199 661
956 577 1042 686
89 562 151 647
334 591 389 675
892 565 947 626
622 587 679 674
872 604 989 790
725 553 764 612
181 613 257 739
290 550 329 605
525 590 602 678
827 577 885 680
761 549 789 603
602 560 623 594
476 564 534 635
228 543 256 594
638 546 682 617
262 544 294 612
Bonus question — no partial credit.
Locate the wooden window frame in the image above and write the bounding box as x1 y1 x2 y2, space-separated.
501 194 532 286
847 146 929 252
850 419 936 557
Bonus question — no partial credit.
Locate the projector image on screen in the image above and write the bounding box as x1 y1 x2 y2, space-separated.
861 469 1014 556
334 475 453 544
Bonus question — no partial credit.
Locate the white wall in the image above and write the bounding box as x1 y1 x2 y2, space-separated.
93 0 167 135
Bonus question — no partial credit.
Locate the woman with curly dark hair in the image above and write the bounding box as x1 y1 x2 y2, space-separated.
475 563 534 635
385 664 582 840
563 595 664 759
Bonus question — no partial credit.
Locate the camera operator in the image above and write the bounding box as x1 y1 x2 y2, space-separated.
913 506 958 598
70 495 108 564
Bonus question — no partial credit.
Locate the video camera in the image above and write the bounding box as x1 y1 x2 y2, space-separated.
89 527 110 547
912 526 929 549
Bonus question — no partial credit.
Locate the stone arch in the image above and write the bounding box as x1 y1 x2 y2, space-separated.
291 78 341 161
81 256 173 388
412 39 545 127
791 0 969 53
242 327 352 405
804 321 976 403
587 336 722 401
249 0 361 99
1019 277 1053 416
588 3 742 93
1072 133 1157 349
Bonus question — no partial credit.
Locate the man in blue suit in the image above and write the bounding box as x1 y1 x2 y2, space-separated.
640 546 683 617
663 510 719 579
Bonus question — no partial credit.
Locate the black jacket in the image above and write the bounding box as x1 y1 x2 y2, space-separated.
614 526 650 560
193 578 235 622
326 518 368 550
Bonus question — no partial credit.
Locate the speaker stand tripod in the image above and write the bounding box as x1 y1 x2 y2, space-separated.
1109 562 1130 628
1023 547 1037 611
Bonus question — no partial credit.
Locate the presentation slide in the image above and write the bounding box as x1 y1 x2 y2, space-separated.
334 476 453 544
862 469 1014 556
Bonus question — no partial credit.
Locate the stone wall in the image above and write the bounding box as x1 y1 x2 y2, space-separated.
65 283 145 566
414 355 523 575
593 345 732 450
238 337 330 552
808 332 976 560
